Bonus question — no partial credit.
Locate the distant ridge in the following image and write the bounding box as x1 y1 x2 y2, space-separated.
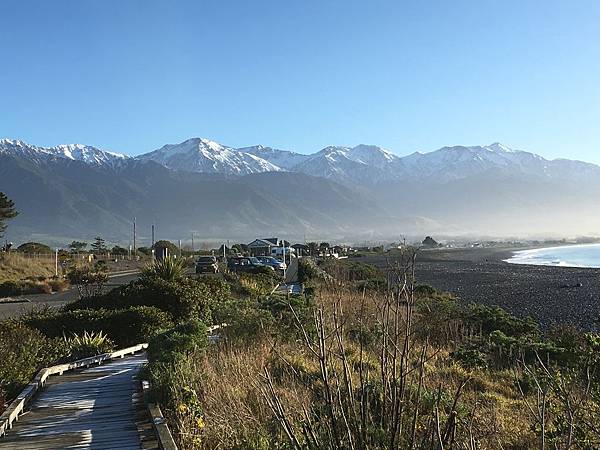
4 137 600 241
4 137 599 185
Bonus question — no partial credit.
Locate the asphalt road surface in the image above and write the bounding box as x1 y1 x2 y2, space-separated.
0 271 140 319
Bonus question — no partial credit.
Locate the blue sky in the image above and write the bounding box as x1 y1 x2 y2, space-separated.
1 0 599 161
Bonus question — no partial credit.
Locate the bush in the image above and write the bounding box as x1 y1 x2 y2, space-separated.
450 347 488 369
65 331 115 359
71 276 230 323
23 306 173 347
298 258 324 284
0 321 67 399
17 242 53 254
212 300 276 343
467 304 539 338
142 256 185 282
67 266 108 299
147 320 208 365
322 259 384 283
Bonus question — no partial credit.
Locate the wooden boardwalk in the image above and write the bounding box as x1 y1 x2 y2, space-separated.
0 353 158 449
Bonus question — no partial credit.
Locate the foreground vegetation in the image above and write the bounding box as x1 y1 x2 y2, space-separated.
1 253 600 448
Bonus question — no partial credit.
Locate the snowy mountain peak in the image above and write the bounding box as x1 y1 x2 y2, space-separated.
139 138 282 175
237 145 309 170
485 142 515 153
0 138 128 166
347 144 398 167
5 136 599 187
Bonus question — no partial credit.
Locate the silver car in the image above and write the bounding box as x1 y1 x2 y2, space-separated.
256 256 286 274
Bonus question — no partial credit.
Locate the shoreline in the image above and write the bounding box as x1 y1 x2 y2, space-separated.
364 247 600 332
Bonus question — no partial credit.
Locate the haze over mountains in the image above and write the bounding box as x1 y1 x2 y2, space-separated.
2 137 600 244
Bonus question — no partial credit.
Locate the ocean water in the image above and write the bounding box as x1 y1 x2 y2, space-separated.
505 243 600 269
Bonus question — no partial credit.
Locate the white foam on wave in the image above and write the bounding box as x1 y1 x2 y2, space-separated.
505 243 600 269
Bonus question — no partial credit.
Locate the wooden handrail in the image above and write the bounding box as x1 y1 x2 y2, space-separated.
141 380 178 450
0 343 148 438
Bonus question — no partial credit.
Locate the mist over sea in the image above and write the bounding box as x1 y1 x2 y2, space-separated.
506 244 600 268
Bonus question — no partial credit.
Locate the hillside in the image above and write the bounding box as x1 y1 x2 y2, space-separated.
0 152 396 243
4 137 600 241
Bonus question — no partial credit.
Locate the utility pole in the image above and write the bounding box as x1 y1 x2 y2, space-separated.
133 217 137 258
191 233 194 252
178 239 182 258
151 224 155 248
55 248 58 277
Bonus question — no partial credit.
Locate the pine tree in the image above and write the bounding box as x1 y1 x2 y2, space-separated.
0 192 18 238
91 236 107 255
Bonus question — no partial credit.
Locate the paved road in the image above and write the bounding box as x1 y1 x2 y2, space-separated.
0 272 140 319
0 353 157 449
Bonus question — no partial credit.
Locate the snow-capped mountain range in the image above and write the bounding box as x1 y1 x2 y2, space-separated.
2 137 599 185
0 138 128 167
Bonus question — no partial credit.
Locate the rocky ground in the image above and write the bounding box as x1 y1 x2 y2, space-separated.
363 247 600 332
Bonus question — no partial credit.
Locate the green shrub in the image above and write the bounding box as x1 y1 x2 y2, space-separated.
467 304 539 338
259 294 313 337
71 276 229 323
67 266 108 299
16 242 53 254
23 306 173 347
450 347 488 369
65 331 115 359
0 321 68 399
212 300 276 343
147 320 208 364
142 256 185 282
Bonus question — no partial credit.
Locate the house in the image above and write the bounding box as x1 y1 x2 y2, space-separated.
248 238 294 256
247 239 276 256
291 243 309 256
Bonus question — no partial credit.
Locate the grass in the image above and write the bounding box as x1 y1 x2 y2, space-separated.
147 258 600 449
0 253 58 283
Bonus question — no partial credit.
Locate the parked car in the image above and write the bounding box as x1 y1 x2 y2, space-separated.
227 256 274 273
195 256 219 274
256 256 286 274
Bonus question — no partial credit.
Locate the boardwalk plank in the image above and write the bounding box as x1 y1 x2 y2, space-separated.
0 353 158 450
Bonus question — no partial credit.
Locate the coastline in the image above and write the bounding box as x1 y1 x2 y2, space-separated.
364 247 600 332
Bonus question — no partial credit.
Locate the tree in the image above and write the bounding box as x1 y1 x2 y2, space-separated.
17 242 53 254
67 265 109 299
91 236 107 255
68 241 88 253
307 242 319 257
0 192 18 238
152 240 179 255
111 245 128 256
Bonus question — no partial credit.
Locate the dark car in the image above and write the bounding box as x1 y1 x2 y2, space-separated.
195 256 219 274
227 256 274 273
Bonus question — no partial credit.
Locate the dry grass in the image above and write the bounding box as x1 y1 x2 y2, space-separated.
0 253 58 283
157 341 311 449
156 274 600 449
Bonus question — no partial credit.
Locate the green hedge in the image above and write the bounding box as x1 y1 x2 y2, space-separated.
68 276 230 323
23 306 173 347
147 320 208 365
0 321 67 399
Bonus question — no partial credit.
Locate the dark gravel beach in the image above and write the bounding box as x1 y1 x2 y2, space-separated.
364 247 600 332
